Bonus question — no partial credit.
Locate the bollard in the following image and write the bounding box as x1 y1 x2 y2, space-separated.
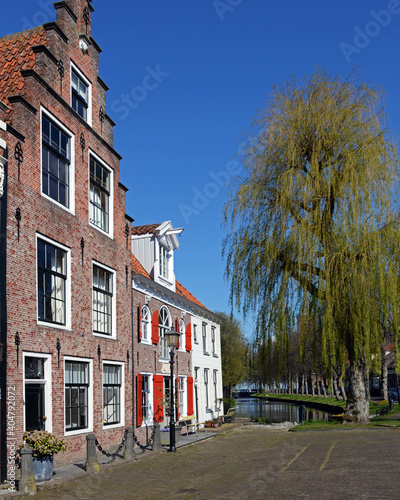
389 399 394 411
85 434 100 473
123 427 136 461
152 423 162 452
18 447 37 495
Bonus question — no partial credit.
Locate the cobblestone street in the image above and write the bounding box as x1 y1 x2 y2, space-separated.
9 425 400 499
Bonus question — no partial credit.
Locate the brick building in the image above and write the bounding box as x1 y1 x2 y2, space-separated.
0 0 133 477
131 222 222 442
0 0 222 480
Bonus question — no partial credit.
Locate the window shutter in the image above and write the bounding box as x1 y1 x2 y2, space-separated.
136 374 143 427
152 310 159 344
138 304 142 341
187 377 194 415
176 378 180 420
186 323 192 352
175 318 180 349
153 374 164 422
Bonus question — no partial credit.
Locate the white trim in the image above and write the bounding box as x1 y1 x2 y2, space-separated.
23 352 53 433
64 356 93 436
88 149 114 239
40 107 75 215
92 260 117 339
70 61 92 126
36 234 71 330
140 372 154 427
140 304 152 345
102 360 125 430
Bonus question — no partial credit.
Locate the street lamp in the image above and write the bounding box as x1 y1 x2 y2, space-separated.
164 328 180 452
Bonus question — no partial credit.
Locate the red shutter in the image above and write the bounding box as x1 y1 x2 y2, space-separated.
136 374 143 427
176 378 180 420
154 374 164 423
138 303 142 341
186 323 192 352
187 377 194 415
175 318 180 349
152 310 159 344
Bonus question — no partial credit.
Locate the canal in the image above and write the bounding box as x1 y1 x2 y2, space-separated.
235 398 331 422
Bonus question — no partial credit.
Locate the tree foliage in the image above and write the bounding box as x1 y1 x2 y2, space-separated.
224 68 400 422
217 311 247 396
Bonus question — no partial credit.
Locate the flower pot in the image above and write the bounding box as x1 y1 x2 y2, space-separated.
32 455 53 481
160 426 182 445
205 421 213 428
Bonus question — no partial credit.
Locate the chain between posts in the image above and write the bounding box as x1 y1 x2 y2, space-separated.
94 426 156 461
95 428 128 463
133 425 157 451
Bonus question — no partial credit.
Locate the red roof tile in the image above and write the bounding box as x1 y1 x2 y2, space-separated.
176 280 208 310
131 223 160 236
131 254 150 279
0 27 46 108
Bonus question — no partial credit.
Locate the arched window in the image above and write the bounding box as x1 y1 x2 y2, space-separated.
159 306 171 359
179 318 186 351
141 305 151 343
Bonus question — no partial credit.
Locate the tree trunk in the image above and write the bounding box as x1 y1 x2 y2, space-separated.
305 376 308 396
301 374 305 395
311 376 315 396
346 359 370 423
321 379 327 398
333 376 340 400
340 380 347 401
316 377 321 397
381 343 388 401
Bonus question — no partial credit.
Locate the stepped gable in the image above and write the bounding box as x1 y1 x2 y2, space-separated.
0 27 46 108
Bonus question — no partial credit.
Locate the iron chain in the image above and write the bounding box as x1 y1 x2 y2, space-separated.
95 428 128 463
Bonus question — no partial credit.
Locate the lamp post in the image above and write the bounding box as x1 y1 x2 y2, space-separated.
164 328 180 452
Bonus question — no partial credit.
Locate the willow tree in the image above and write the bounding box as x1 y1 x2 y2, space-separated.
224 69 400 423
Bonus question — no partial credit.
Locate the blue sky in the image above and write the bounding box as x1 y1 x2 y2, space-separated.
4 0 400 338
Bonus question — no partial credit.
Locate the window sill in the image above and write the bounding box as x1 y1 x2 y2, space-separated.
140 339 152 346
213 354 218 358
37 321 71 332
93 333 117 340
89 221 113 240
203 351 210 356
65 426 92 437
103 422 125 431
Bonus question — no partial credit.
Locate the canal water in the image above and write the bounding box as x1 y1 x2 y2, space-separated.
235 398 331 422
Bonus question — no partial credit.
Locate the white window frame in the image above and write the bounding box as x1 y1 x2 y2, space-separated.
178 319 186 352
141 372 154 426
36 234 71 330
178 376 187 417
70 61 92 125
213 370 219 410
102 361 125 430
92 260 117 339
88 149 114 239
64 356 93 436
193 324 198 344
158 243 172 284
202 323 208 354
204 369 210 410
158 306 171 361
40 107 75 214
23 352 52 433
141 305 152 345
211 327 216 356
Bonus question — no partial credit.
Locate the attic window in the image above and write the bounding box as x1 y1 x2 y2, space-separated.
72 69 88 120
159 245 170 280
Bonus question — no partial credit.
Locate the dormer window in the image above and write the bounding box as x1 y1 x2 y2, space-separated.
159 245 170 280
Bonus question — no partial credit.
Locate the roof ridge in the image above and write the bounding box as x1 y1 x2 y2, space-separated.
0 26 44 44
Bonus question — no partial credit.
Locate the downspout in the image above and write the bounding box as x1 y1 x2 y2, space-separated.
0 144 8 483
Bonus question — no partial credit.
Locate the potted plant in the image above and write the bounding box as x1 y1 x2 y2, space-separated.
21 430 67 481
205 420 213 428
